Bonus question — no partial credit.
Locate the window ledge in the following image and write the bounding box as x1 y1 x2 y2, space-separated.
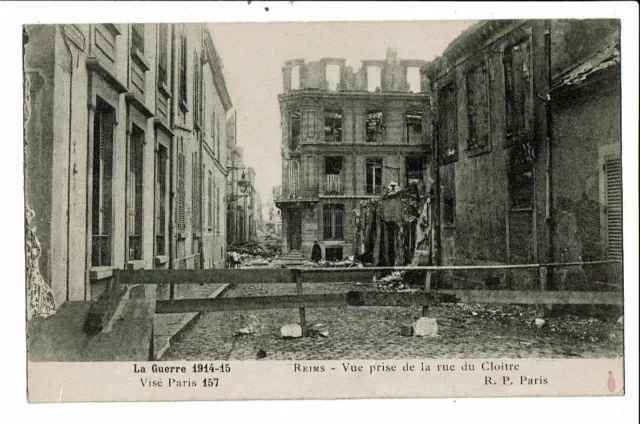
130 47 150 71
155 255 169 266
179 98 189 113
126 260 146 270
157 81 171 99
466 143 491 158
89 266 114 281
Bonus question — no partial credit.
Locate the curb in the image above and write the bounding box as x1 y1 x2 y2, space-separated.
153 283 231 360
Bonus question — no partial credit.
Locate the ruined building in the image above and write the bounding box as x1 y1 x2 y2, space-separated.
275 48 430 260
422 19 621 289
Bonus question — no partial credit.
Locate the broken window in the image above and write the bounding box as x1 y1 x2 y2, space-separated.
367 66 382 92
437 82 457 162
366 158 383 195
128 124 145 261
405 156 424 187
466 61 490 149
325 63 340 91
323 204 345 240
290 111 301 149
324 110 343 143
91 98 115 267
291 64 300 90
325 157 344 194
366 111 384 143
407 66 421 93
405 111 423 144
504 38 532 144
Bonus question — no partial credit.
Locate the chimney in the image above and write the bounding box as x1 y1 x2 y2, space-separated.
386 44 398 63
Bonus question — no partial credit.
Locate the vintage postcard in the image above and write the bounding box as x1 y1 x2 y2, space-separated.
20 1 637 405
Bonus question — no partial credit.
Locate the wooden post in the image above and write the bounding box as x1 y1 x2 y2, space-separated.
539 266 548 291
422 271 432 317
293 269 307 337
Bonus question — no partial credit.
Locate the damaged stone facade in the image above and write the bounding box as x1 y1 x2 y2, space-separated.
276 48 430 260
422 19 622 290
23 24 234 306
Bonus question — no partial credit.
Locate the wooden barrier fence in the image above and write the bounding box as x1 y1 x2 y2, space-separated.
114 261 622 337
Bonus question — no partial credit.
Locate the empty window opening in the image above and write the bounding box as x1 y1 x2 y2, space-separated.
405 156 424 187
366 111 384 143
366 158 383 195
323 205 345 241
325 247 344 262
367 66 382 92
290 111 301 149
325 64 341 91
407 67 421 93
91 98 115 267
504 39 532 143
291 65 300 90
324 110 343 143
325 157 344 194
405 111 423 144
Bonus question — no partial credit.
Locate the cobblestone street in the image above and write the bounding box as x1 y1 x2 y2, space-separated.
162 282 624 361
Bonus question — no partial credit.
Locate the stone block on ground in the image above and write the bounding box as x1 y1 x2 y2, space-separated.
413 317 438 337
400 323 414 337
280 323 302 339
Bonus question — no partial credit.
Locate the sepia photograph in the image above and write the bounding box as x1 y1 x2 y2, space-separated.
18 1 637 404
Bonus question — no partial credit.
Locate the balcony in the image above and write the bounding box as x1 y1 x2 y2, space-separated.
274 183 318 204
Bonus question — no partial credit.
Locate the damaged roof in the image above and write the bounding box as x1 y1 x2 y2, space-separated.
551 42 621 92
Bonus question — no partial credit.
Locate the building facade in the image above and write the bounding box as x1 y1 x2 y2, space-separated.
276 48 429 260
24 23 233 306
422 19 621 289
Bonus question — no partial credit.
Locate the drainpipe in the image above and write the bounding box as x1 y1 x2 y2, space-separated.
62 25 74 302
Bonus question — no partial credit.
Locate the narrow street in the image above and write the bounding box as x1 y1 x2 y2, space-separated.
162 280 624 361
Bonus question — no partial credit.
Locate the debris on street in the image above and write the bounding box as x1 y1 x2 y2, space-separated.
280 323 303 339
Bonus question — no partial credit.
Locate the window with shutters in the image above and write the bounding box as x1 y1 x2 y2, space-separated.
210 111 216 154
155 145 168 256
216 119 221 158
91 98 115 267
128 125 144 261
504 38 532 146
216 186 221 234
208 170 213 231
466 59 490 153
193 51 202 127
178 32 188 111
323 204 345 240
157 24 169 88
177 139 186 234
600 145 622 260
192 152 201 233
366 158 383 195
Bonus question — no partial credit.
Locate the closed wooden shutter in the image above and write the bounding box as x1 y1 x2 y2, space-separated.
605 156 623 260
177 141 186 232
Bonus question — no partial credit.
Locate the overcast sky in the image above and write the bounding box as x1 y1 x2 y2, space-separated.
207 20 476 204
